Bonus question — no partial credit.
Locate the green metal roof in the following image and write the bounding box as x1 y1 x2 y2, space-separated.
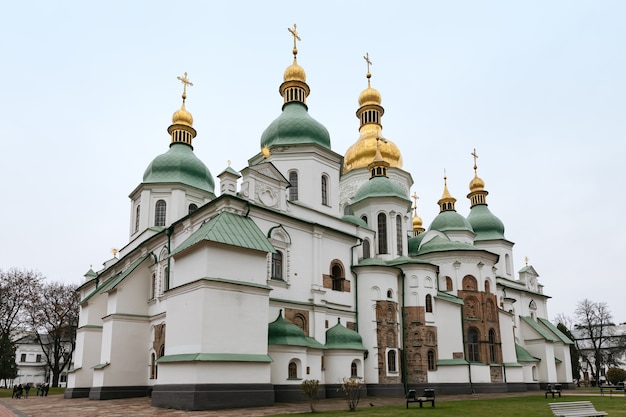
157 353 272 363
260 102 331 149
407 233 426 256
435 291 465 305
417 235 477 255
515 343 541 362
429 210 473 234
172 211 276 256
520 316 559 342
467 204 505 241
538 318 575 344
143 142 215 193
437 358 469 365
268 311 325 349
341 215 369 228
352 176 410 204
80 255 151 304
325 319 366 351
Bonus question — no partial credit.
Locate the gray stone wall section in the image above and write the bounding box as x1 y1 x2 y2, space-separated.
151 383 274 411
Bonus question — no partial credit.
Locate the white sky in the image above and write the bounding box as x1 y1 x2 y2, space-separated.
2 1 625 322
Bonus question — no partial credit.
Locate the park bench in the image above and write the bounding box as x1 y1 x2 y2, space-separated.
549 401 607 417
545 383 562 398
599 383 625 397
406 388 435 408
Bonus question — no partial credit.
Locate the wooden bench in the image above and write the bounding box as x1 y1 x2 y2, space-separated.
406 388 435 408
545 383 562 398
549 401 607 416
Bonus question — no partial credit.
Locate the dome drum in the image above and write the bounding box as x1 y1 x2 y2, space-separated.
279 80 310 105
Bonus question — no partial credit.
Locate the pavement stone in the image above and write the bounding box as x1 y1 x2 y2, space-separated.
0 391 541 417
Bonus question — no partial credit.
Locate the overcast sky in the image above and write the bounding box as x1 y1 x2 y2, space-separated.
2 1 624 322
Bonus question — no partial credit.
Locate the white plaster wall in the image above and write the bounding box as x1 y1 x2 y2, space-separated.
268 346 307 384
498 311 517 364
430 365 469 383
158 361 271 384
433 301 464 359
470 364 492 383
525 340 557 382
503 366 524 383
69 326 102 388
324 350 363 385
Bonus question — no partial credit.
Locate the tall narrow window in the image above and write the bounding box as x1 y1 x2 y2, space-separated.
427 350 436 370
425 294 433 313
489 329 497 363
484 280 490 293
271 251 283 280
467 328 480 362
396 214 403 254
135 204 141 232
289 171 298 201
332 264 343 291
321 175 328 206
288 362 298 379
387 350 397 372
351 361 358 377
150 273 156 300
377 213 388 254
446 277 453 291
150 353 156 379
188 203 198 214
155 200 166 226
362 239 370 259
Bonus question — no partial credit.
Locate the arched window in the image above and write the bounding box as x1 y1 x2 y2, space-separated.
377 213 388 254
150 352 156 379
289 171 298 201
361 215 368 225
387 289 393 299
505 254 511 275
293 314 307 333
425 294 433 313
484 280 490 293
351 361 358 377
489 329 497 363
462 275 478 291
135 204 141 232
362 239 371 259
163 266 169 291
427 350 436 371
331 263 344 291
271 250 283 280
467 328 480 362
188 203 198 214
288 361 298 379
446 277 453 291
396 214 403 254
387 350 397 372
155 200 166 226
321 175 328 206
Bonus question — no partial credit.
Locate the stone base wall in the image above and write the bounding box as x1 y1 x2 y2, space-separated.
151 383 274 411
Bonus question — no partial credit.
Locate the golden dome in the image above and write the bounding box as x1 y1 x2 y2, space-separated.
412 213 423 228
284 58 306 82
469 173 485 192
172 102 193 126
358 84 382 106
343 126 402 173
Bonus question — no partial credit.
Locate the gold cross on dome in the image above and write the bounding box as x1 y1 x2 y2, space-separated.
471 148 479 170
177 72 193 97
411 192 419 207
364 52 372 74
288 24 301 51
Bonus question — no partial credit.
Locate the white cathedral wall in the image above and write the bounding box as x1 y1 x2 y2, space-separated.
268 345 307 384
165 280 270 356
503 366 524 383
469 364 492 383
157 361 270 384
173 244 269 288
69 325 102 388
324 351 362 386
524 340 558 382
472 240 515 280
498 311 518 368
433 301 464 360
431 365 469 383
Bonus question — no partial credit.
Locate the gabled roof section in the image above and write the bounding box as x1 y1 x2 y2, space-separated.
81 254 151 304
538 318 575 344
515 344 541 362
520 316 558 342
435 291 465 305
172 211 276 256
240 161 289 185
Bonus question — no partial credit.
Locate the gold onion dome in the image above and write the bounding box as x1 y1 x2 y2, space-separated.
343 54 402 174
172 101 193 126
469 173 485 192
284 57 306 82
413 213 423 229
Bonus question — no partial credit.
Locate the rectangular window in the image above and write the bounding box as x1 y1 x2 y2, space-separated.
377 213 388 254
396 214 403 254
289 172 298 201
321 176 328 206
36 354 42 363
20 353 26 362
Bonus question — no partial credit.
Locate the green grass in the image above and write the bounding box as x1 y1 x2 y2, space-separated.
0 387 65 398
268 395 626 417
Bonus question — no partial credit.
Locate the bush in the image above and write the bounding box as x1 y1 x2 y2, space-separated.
300 379 320 412
339 377 364 411
605 367 626 385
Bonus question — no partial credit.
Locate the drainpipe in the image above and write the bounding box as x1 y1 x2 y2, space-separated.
460 303 474 393
349 238 363 332
165 226 173 291
400 270 408 395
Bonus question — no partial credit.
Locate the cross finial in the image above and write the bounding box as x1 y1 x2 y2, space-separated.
177 72 193 101
471 148 479 171
288 24 301 56
411 192 419 212
525 256 529 266
363 52 373 84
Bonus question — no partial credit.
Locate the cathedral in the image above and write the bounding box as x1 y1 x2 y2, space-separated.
66 27 573 410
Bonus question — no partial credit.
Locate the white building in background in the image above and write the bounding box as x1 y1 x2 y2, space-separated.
13 333 70 387
66 32 572 411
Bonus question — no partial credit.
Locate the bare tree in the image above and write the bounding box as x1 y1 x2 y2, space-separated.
0 268 43 337
27 281 80 387
574 299 619 381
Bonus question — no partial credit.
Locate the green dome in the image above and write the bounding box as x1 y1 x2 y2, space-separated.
325 319 366 350
353 177 409 204
260 102 331 149
268 311 324 348
417 235 477 255
143 143 215 193
429 210 473 233
408 233 426 256
467 205 505 241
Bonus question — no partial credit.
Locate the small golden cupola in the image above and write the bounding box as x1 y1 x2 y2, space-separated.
279 24 310 105
411 192 425 236
343 53 402 174
438 171 457 213
168 72 197 147
467 148 488 207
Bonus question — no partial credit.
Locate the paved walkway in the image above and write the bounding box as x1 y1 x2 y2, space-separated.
0 392 546 417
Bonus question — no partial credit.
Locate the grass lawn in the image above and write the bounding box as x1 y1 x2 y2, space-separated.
268 395 626 417
0 387 65 398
